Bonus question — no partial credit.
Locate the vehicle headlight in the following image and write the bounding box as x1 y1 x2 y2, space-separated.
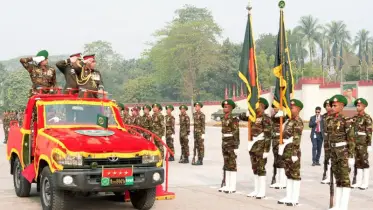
53 153 83 166
142 155 160 164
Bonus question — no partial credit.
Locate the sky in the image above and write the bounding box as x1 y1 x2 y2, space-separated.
1 0 372 60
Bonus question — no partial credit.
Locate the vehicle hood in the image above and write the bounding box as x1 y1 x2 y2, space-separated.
42 128 158 153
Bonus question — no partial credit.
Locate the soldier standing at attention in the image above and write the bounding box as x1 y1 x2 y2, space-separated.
20 50 57 96
270 104 287 189
277 99 304 207
239 98 272 199
192 102 206 166
141 104 153 140
218 99 239 194
55 53 82 94
326 94 355 210
351 98 372 190
130 106 142 126
321 99 333 184
122 106 131 125
179 105 190 163
151 103 166 160
165 105 175 161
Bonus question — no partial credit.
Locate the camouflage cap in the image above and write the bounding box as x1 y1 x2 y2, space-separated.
152 103 162 110
221 99 236 109
179 105 188 110
36 50 49 58
143 104 151 110
259 97 269 109
354 98 368 107
290 99 303 110
194 102 203 108
330 94 347 106
166 105 174 111
323 99 331 108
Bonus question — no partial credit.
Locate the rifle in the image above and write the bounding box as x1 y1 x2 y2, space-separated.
192 139 197 164
352 165 357 185
271 164 277 185
322 159 328 181
329 166 334 208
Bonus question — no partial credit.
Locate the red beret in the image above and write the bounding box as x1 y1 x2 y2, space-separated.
70 53 82 58
83 54 95 60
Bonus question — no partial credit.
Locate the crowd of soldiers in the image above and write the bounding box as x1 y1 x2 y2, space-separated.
217 95 372 210
117 102 206 165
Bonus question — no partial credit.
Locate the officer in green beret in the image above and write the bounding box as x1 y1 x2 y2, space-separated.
56 53 82 94
151 103 166 160
239 97 272 199
165 105 175 161
179 105 191 163
218 99 239 194
278 99 304 206
192 102 206 166
141 104 153 140
324 94 355 209
321 98 333 184
350 98 372 190
20 50 57 96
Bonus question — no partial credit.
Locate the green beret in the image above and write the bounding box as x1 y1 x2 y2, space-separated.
330 94 347 106
179 105 188 110
152 103 162 110
323 99 331 108
354 98 368 107
221 99 236 109
36 50 49 58
259 97 269 109
117 102 124 110
290 99 303 110
194 102 203 108
166 105 174 111
143 104 151 110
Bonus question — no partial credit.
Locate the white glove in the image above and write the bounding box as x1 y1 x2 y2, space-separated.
246 111 250 117
161 136 166 141
201 134 205 139
275 110 285 118
291 156 298 163
48 117 60 123
263 152 269 159
171 134 174 139
32 56 45 64
368 146 372 153
234 149 239 156
348 158 355 167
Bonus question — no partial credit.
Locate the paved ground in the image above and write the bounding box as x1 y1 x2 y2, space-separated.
1 125 372 209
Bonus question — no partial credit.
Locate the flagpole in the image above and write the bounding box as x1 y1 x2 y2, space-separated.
247 1 253 142
279 1 284 145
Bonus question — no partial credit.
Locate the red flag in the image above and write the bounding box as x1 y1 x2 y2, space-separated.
22 164 36 183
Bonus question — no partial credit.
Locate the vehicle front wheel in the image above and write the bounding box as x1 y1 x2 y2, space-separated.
130 188 156 210
40 166 70 210
13 157 31 197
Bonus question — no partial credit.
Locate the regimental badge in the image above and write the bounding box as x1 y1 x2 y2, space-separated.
334 98 338 102
358 100 361 103
224 101 228 104
291 101 295 105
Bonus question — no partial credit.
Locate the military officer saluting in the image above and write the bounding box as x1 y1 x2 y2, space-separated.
165 105 176 161
321 98 333 184
240 98 272 199
192 102 206 166
56 53 82 94
141 104 153 140
351 98 372 190
277 99 304 206
151 103 166 160
20 50 57 96
218 99 240 194
179 105 191 163
327 94 355 210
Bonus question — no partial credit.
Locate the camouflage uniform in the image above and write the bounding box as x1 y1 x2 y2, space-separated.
20 57 57 97
352 113 372 169
272 116 286 168
141 113 153 139
165 114 175 156
3 112 9 143
221 113 240 172
179 111 190 163
193 110 205 164
122 113 131 125
151 112 165 159
322 112 332 164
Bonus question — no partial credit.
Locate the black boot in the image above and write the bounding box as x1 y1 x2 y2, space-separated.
168 156 175 161
192 158 203 165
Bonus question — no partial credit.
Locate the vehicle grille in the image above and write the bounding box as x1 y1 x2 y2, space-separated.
83 157 142 166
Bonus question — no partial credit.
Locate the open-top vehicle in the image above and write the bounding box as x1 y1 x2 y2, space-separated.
6 88 174 210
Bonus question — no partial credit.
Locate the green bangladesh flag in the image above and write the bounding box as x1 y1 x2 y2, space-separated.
97 114 108 129
272 9 294 118
238 8 260 122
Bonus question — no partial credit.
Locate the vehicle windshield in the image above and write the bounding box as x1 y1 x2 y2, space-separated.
44 103 117 127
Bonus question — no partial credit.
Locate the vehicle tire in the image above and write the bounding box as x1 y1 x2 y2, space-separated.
13 157 32 197
40 166 70 210
130 188 156 210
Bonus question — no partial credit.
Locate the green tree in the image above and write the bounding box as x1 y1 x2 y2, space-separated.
3 69 30 109
255 33 277 60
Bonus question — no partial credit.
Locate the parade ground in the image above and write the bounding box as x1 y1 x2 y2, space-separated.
0 125 372 210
